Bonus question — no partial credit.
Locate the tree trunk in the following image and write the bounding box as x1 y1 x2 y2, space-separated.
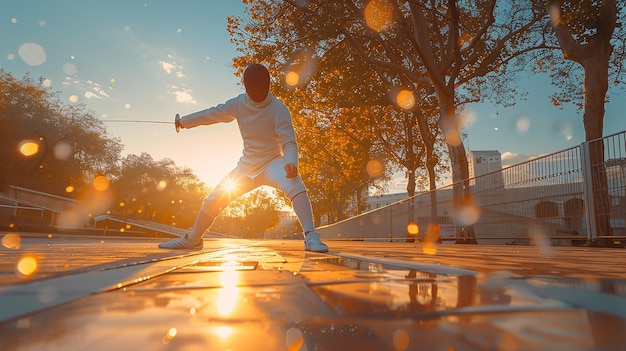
439 95 477 243
415 109 439 231
406 112 416 241
552 0 617 244
583 35 613 242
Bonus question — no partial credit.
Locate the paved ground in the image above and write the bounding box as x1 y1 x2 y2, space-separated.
1 232 626 350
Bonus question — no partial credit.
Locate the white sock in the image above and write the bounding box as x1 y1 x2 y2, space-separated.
291 192 315 234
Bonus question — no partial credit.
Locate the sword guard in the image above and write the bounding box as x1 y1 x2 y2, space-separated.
175 114 181 133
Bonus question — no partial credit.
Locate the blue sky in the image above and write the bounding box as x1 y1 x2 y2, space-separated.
2 1 624 194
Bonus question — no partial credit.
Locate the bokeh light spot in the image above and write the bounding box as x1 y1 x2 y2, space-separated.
17 256 38 277
2 233 21 249
110 78 116 84
365 0 394 32
18 43 46 66
424 223 440 244
407 223 419 236
124 103 131 109
393 328 410 350
423 242 437 255
157 180 167 192
162 327 178 344
285 327 305 351
214 326 233 339
285 71 300 87
19 140 40 157
69 95 79 103
53 141 72 160
396 90 415 110
453 196 481 226
366 159 383 178
445 129 462 146
167 327 177 338
553 120 573 141
63 62 77 76
65 185 75 193
516 116 530 134
549 3 561 26
38 286 58 304
93 175 110 192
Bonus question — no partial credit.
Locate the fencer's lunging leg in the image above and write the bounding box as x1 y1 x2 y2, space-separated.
291 192 315 234
158 210 214 249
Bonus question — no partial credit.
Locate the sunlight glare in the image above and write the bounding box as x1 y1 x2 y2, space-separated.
214 326 233 339
216 267 239 316
223 178 238 193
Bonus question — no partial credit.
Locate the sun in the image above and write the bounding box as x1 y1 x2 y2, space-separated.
223 178 238 192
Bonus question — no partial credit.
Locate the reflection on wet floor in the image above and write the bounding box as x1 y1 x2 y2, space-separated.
1 246 626 350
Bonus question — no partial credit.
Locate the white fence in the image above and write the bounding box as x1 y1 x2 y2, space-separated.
318 130 626 246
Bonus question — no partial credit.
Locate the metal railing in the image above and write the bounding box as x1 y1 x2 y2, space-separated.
318 130 626 245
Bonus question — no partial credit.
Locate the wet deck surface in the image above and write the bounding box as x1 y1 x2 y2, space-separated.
1 232 626 350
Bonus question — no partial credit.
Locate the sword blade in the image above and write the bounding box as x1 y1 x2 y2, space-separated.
102 120 174 124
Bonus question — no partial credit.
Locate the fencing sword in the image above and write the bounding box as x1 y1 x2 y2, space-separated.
103 114 182 133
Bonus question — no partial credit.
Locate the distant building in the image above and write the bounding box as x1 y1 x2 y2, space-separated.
468 150 502 177
365 192 409 212
468 150 504 190
366 150 504 210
